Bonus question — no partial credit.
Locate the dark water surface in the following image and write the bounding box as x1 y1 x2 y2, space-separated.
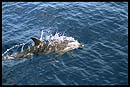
2 2 128 85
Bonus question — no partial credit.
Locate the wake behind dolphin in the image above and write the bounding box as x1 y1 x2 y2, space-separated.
2 32 84 60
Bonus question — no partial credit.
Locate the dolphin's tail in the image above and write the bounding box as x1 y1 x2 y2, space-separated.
2 55 14 61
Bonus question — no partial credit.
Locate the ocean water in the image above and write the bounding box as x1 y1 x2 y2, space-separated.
2 2 128 85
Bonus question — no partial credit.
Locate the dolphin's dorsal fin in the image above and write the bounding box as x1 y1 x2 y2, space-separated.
31 37 42 46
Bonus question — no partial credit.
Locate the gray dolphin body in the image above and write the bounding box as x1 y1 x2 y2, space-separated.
9 37 84 59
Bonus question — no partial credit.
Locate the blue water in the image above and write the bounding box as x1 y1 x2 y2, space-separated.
2 2 128 85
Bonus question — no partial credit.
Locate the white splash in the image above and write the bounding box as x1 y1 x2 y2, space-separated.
42 32 76 42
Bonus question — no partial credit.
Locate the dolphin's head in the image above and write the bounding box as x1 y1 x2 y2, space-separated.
78 44 84 49
67 41 84 49
79 44 84 48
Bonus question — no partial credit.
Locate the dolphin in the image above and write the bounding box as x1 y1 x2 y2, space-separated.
6 37 84 59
